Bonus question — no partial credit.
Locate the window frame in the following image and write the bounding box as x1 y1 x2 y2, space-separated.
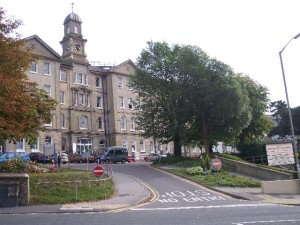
79 115 88 129
44 62 51 76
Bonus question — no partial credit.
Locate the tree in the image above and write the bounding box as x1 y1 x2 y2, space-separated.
130 41 253 156
0 8 57 145
235 74 274 147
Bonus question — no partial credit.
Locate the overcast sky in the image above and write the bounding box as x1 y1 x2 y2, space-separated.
2 0 300 107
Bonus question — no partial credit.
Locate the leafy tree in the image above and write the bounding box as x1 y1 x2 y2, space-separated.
131 41 253 156
0 8 57 145
235 74 274 147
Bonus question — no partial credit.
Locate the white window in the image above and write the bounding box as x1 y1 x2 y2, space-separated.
45 136 52 144
16 138 25 152
30 62 38 73
128 98 133 110
120 116 126 131
98 117 104 131
130 117 135 131
74 73 88 86
60 91 65 104
140 139 145 152
118 77 123 88
44 62 50 75
44 85 51 96
80 116 88 129
45 119 52 127
31 138 39 152
96 77 102 88
67 26 70 34
75 25 78 34
96 97 103 109
60 114 65 128
60 70 67 82
150 142 154 153
119 96 125 109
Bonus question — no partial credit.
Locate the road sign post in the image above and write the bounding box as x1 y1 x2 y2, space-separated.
211 158 222 186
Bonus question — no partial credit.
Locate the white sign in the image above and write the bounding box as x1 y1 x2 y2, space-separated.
266 143 295 166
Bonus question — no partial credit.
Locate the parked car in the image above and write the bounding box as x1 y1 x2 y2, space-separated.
69 153 95 163
144 153 166 162
29 152 50 164
0 152 30 163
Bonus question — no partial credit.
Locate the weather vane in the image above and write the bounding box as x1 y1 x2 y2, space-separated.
71 2 74 13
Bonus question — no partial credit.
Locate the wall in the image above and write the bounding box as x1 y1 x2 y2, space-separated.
0 173 29 206
220 157 294 180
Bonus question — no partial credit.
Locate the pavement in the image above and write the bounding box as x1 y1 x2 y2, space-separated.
0 165 300 214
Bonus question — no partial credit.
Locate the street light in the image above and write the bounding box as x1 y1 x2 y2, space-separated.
279 32 300 180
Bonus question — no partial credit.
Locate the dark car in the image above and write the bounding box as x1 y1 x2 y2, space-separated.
29 152 50 164
69 153 95 163
0 152 30 163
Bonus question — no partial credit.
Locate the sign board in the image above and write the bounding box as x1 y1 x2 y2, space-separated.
94 165 104 177
211 158 222 170
266 143 295 166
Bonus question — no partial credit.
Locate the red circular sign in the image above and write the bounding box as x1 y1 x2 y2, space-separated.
94 165 104 177
211 158 222 170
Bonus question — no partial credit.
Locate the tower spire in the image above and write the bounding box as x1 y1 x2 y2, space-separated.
71 2 74 13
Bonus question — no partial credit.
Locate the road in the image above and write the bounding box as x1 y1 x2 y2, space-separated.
2 162 300 225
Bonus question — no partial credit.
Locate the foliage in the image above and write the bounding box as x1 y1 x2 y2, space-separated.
0 160 59 173
238 142 266 158
175 158 201 167
200 155 211 171
171 169 260 187
235 74 273 148
217 153 243 161
30 170 114 205
152 156 187 165
131 41 255 156
0 8 57 145
185 166 203 175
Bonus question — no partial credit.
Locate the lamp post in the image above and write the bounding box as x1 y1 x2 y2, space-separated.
279 32 300 180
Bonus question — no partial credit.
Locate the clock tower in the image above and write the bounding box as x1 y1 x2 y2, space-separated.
60 10 88 64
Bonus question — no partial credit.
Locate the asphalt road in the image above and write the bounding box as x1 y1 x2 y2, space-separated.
2 163 300 225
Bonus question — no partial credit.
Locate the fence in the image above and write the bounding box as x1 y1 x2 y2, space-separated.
32 165 113 204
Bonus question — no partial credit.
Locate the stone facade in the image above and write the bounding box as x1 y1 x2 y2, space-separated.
2 11 173 159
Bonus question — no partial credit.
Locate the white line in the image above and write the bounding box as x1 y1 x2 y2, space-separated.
232 219 300 224
131 203 275 211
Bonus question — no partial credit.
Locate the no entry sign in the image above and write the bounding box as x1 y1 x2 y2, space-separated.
211 158 222 170
94 165 104 177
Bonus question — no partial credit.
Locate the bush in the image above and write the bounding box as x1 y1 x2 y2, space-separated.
0 160 59 173
239 142 266 158
185 166 203 175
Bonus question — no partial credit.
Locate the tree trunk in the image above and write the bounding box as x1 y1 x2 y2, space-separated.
173 136 181 156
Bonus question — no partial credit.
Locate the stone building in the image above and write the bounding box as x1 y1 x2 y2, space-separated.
4 11 173 159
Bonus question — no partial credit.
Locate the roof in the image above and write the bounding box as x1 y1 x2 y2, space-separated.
63 12 82 25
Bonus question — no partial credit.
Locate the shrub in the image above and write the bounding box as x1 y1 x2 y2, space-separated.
0 160 59 173
185 166 203 175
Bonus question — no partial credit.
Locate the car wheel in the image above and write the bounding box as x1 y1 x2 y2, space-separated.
105 159 110 163
121 158 126 164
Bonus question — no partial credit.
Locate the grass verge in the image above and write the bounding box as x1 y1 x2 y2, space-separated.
30 168 114 205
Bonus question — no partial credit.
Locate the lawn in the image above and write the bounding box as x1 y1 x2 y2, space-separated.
29 168 114 205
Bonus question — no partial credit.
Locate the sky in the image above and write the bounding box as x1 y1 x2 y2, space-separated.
2 0 300 107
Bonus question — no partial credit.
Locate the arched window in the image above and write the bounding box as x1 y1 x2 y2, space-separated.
130 117 135 131
120 116 126 131
80 116 88 129
75 25 78 34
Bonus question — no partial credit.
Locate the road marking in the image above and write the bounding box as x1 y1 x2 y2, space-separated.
232 219 300 224
131 203 275 211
